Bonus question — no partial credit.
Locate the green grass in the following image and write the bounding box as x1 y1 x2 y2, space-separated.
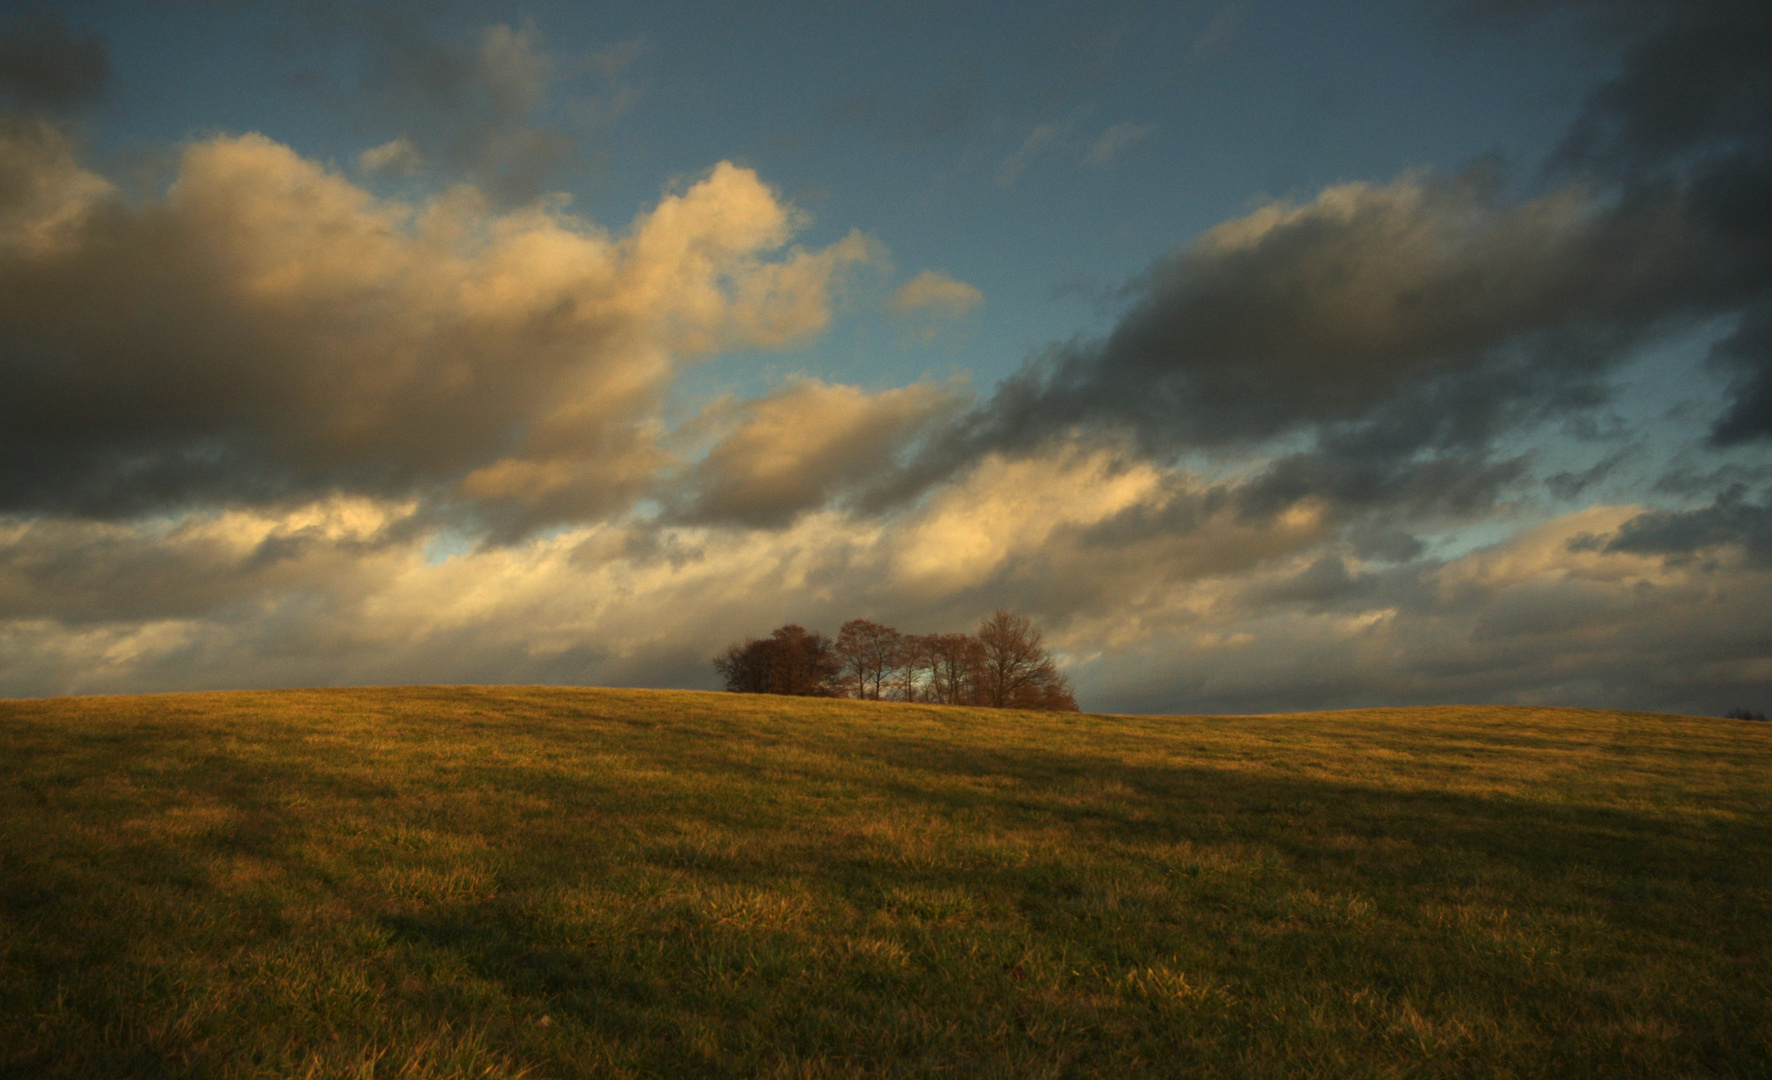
1 687 1768 1079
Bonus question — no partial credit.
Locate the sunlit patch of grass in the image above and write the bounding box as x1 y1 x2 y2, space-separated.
1 687 1769 1077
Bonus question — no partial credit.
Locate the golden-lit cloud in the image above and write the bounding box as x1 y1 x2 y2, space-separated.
676 378 966 526
888 270 983 319
359 136 422 176
5 449 1769 717
892 447 1168 592
3 124 1767 716
0 131 882 529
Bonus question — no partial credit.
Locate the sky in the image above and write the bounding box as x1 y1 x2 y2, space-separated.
0 0 1768 715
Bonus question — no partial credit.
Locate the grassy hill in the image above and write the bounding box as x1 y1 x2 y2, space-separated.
1 687 1768 1078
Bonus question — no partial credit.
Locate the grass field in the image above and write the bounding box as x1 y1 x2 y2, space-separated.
1 687 1768 1078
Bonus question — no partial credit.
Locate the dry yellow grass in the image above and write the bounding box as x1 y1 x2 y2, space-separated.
2 687 1768 1077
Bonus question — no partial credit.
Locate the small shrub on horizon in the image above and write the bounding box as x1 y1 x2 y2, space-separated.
1725 707 1769 722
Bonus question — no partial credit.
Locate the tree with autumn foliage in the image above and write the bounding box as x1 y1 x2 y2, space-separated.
715 611 1076 711
712 624 841 696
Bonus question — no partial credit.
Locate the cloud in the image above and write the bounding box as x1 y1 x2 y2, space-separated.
474 22 550 114
673 379 966 528
0 497 414 627
1191 6 1238 57
0 442 1332 699
1540 0 1772 177
0 128 881 532
1083 121 1155 166
6 450 1767 716
891 446 1172 595
1004 173 1710 447
826 5 1135 154
358 136 422 176
996 113 1152 184
1467 0 1772 443
1592 492 1772 566
1709 297 1772 445
875 150 1764 530
286 15 642 203
0 115 114 252
994 117 1073 186
888 270 984 319
0 436 1319 697
1079 502 1772 716
868 0 1770 530
376 19 580 201
0 12 108 111
1 0 1767 716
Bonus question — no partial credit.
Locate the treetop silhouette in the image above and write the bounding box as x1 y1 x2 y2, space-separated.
716 610 1077 710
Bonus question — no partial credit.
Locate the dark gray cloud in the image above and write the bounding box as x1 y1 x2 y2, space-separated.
1545 443 1635 500
872 0 1772 526
0 12 108 111
1247 553 1376 609
1709 298 1772 444
1595 491 1772 565
277 8 642 203
1519 0 1772 442
353 17 580 200
1542 0 1772 176
873 169 1719 518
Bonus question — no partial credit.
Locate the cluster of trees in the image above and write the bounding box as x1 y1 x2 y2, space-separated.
714 610 1078 711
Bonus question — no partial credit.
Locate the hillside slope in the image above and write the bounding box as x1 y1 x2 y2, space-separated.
2 687 1768 1078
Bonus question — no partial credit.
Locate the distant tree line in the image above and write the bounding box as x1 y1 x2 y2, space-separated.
713 610 1078 711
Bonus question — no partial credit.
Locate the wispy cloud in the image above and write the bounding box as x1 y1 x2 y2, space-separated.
358 136 422 176
995 117 1073 186
281 15 646 202
996 113 1155 184
889 270 984 318
1191 5 1238 57
1084 121 1155 166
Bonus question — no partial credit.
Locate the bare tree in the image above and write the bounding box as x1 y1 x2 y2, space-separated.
835 618 904 700
896 633 936 701
975 610 1073 709
924 632 982 705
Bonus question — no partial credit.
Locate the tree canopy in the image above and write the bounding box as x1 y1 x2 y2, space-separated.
715 611 1077 710
712 625 841 697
